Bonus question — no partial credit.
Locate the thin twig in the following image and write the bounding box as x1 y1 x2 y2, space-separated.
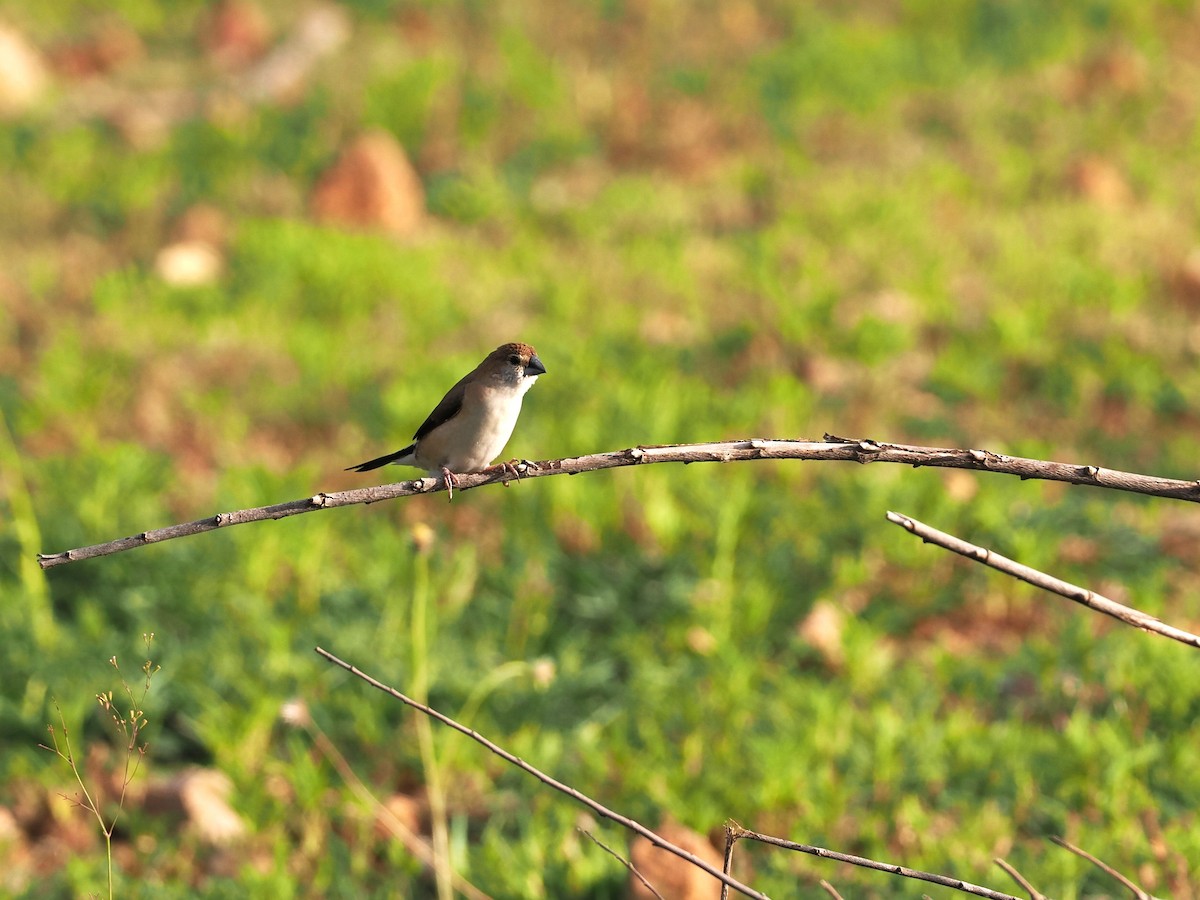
819 880 845 899
994 858 1047 900
315 647 769 900
727 825 1019 900
887 511 1200 649
578 829 664 900
1050 836 1152 899
721 821 739 900
38 437 1200 567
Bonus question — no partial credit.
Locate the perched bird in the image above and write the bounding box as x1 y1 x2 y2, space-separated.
347 342 546 498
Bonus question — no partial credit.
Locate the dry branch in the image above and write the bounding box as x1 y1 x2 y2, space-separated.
314 647 769 900
994 858 1047 900
726 825 1020 900
579 829 664 900
887 511 1200 649
38 437 1200 568
1050 836 1152 900
721 822 739 900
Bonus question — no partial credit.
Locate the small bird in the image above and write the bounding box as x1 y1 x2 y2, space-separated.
346 342 546 498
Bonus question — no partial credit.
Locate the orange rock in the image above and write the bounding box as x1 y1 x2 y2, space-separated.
629 820 726 899
1170 248 1200 310
660 97 725 177
374 792 425 842
311 130 426 237
1069 156 1131 208
173 203 230 249
204 0 272 68
51 21 143 79
1065 47 1147 102
797 600 845 669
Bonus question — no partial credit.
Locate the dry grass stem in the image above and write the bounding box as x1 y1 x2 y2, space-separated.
1050 836 1152 899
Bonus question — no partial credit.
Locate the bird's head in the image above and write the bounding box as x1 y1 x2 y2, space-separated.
483 342 546 388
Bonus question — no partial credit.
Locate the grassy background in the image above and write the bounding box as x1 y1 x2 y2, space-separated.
3 0 1200 896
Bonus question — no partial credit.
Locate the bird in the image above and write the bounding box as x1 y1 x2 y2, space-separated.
346 342 546 499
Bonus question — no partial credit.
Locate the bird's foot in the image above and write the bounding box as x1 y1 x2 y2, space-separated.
490 458 539 486
441 466 459 501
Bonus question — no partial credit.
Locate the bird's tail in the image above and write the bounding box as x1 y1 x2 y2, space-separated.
345 443 417 472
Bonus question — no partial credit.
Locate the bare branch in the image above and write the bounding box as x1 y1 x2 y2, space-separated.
314 647 769 900
1050 836 1152 900
578 829 664 900
887 511 1200 649
994 858 1047 900
726 824 1020 900
721 822 739 900
38 437 1200 568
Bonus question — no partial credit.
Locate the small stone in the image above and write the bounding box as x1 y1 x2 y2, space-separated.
1069 156 1131 208
0 23 47 116
797 600 844 669
155 240 223 287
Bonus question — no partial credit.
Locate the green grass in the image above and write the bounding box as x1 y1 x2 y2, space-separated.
3 0 1200 896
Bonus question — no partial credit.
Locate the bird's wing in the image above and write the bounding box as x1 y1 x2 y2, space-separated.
412 375 468 441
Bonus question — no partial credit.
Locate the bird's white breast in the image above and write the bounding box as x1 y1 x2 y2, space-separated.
413 376 537 473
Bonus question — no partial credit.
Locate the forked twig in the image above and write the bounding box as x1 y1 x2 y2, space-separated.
315 647 769 900
1051 836 1152 899
39 437 1200 567
887 511 1200 649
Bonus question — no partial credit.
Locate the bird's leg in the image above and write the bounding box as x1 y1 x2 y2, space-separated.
487 458 538 487
499 459 521 484
441 466 459 501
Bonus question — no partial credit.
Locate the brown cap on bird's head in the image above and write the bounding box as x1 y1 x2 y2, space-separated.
486 342 547 377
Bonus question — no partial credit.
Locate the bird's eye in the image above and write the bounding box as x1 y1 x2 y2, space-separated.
508 354 521 366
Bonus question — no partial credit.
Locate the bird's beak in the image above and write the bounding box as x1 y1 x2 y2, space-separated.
526 354 547 377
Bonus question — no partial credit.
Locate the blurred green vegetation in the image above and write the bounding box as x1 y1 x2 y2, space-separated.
2 0 1200 896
